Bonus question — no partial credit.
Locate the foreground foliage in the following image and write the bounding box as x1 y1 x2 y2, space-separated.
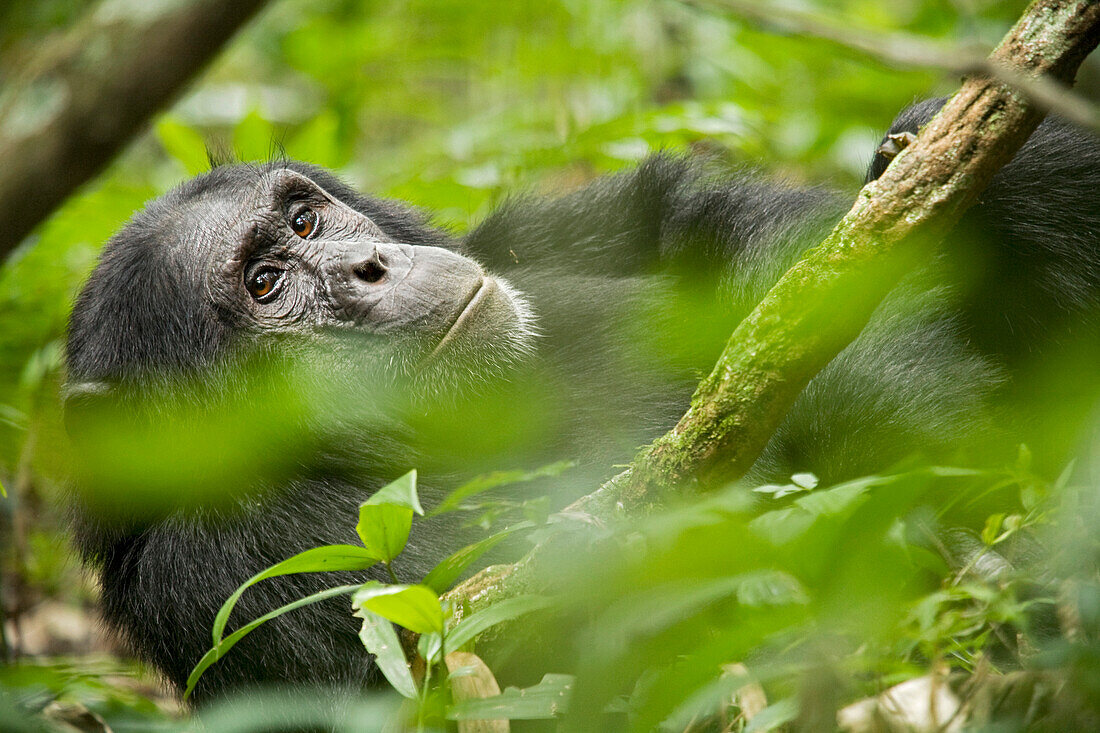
5 451 1100 731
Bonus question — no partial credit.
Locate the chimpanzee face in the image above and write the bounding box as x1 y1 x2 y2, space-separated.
212 168 535 377
66 163 536 396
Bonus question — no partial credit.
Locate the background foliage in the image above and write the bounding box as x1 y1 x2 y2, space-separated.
5 0 1100 730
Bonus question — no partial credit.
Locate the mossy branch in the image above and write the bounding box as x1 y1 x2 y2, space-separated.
443 0 1100 619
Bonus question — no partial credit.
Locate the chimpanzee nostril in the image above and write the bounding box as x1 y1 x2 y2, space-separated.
353 256 387 284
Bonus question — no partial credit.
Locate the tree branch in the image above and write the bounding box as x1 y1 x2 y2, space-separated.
443 0 1100 619
0 0 270 263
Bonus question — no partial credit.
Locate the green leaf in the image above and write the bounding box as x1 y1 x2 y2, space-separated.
431 461 573 516
448 595 552 650
423 522 533 593
745 698 799 732
1053 460 1077 493
1015 444 1033 473
155 117 209 176
447 673 573 721
357 471 423 562
752 483 806 499
0 477 6 499
793 476 877 516
790 472 818 490
418 631 443 667
353 581 444 635
753 472 818 499
356 504 414 563
981 513 1005 545
747 507 814 545
751 474 895 543
211 545 378 647
733 571 809 607
185 583 359 700
355 608 418 699
924 466 985 478
366 470 423 513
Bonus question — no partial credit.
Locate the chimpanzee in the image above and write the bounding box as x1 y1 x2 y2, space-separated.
64 99 1100 702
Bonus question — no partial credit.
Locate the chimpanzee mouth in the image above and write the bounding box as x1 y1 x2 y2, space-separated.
418 275 537 373
433 275 490 352
427 277 490 361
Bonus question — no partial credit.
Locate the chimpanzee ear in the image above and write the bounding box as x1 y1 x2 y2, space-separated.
61 380 112 441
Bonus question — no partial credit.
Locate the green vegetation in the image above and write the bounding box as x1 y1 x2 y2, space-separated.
6 0 1100 731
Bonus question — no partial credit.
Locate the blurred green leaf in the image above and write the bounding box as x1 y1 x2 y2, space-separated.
447 673 573 721
750 473 893 544
447 594 553 650
431 461 573 516
418 630 443 667
982 513 1005 545
791 472 819 490
423 521 534 593
198 687 400 730
744 698 799 732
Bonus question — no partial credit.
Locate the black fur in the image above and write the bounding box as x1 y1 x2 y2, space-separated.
65 102 1100 703
867 98 1100 360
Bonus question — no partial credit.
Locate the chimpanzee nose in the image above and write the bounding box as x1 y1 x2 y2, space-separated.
353 253 388 284
328 240 485 334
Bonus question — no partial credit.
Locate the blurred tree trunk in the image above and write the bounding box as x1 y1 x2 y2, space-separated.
0 0 270 263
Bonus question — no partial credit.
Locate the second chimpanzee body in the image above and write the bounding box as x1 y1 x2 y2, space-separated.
65 100 1100 701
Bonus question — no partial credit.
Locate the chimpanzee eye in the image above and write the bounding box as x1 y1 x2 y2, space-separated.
289 208 317 238
245 266 284 301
